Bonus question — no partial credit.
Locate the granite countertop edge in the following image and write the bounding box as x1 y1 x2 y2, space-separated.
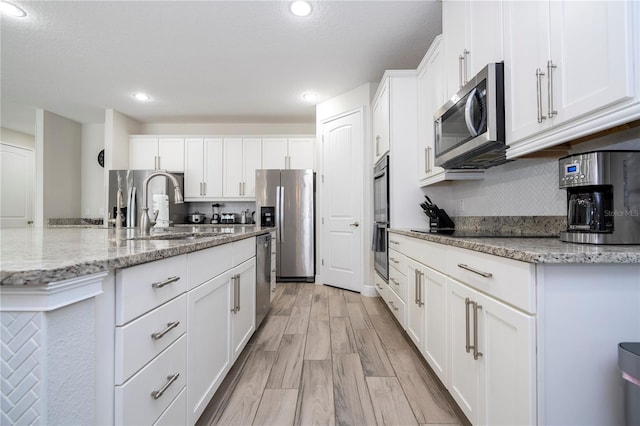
389 229 640 264
1 229 272 286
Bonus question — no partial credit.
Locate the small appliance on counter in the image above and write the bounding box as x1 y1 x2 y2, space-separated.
210 203 222 224
559 150 640 244
187 212 206 224
419 195 455 234
220 213 235 224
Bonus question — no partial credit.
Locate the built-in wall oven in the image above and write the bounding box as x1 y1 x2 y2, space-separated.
372 156 389 281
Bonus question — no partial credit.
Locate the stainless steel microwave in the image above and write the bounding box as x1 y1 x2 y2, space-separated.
434 62 506 169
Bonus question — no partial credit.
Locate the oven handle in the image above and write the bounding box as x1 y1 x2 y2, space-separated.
464 88 480 137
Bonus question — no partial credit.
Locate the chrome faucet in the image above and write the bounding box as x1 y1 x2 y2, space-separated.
139 171 184 236
108 188 125 229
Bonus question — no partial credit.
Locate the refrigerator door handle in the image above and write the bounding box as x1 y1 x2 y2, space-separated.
275 186 281 242
280 186 285 242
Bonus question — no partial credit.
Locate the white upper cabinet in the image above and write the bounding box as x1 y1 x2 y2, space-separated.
129 136 184 172
504 0 639 157
418 36 485 186
223 138 261 199
372 79 390 165
262 137 314 170
184 138 223 200
442 0 504 100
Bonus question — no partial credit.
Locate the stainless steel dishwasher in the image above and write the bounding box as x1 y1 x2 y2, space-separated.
256 233 271 328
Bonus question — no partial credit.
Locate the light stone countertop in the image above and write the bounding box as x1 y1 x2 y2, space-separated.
0 225 274 286
389 229 640 264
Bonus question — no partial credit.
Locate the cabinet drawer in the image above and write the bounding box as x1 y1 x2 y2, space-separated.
116 255 187 325
388 249 407 275
153 388 186 426
388 264 407 303
187 245 233 290
389 233 447 270
116 335 187 425
446 246 536 313
115 294 187 384
383 281 406 328
234 236 256 265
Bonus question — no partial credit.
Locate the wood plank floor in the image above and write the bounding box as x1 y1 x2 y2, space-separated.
196 283 467 426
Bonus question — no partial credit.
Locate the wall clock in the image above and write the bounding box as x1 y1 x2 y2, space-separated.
97 149 104 167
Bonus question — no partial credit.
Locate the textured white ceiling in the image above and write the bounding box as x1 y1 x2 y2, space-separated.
1 1 442 135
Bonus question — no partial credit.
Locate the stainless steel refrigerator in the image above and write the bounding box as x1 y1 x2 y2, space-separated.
255 169 315 282
108 170 187 227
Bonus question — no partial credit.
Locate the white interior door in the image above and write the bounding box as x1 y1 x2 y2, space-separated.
321 111 363 292
0 143 34 228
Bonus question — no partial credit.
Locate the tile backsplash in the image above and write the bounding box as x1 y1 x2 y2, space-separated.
186 201 255 221
424 137 640 217
425 158 565 217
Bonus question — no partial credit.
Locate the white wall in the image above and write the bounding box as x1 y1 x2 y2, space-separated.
424 136 640 217
35 110 82 225
0 127 35 149
140 122 315 135
103 110 142 224
316 83 376 294
81 123 105 218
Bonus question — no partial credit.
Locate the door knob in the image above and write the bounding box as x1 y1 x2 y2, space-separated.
350 221 360 227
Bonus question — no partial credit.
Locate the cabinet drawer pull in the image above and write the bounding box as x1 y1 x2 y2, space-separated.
150 373 179 400
151 276 180 289
390 277 400 286
389 240 400 245
457 264 493 278
388 300 399 311
390 257 399 264
151 321 180 340
376 283 383 290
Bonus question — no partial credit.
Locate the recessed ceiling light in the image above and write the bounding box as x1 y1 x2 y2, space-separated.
302 92 318 103
290 1 312 17
0 1 27 18
133 92 151 102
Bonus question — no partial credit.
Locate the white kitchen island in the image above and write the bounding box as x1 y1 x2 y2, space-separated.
0 225 273 425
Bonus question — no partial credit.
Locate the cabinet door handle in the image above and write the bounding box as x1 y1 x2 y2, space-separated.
236 274 241 312
536 68 547 123
150 373 179 400
155 156 160 170
463 49 470 84
465 297 472 354
457 263 493 278
151 276 180 289
390 257 399 264
151 321 180 340
473 303 483 360
231 275 237 313
458 54 464 88
418 271 424 307
286 155 291 169
547 60 558 118
414 269 419 304
239 182 242 196
389 240 399 245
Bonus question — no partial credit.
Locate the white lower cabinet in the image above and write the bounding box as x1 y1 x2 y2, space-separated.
186 240 257 424
448 278 536 425
113 236 260 426
388 233 536 425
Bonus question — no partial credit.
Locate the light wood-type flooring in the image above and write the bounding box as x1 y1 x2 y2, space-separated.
196 283 468 426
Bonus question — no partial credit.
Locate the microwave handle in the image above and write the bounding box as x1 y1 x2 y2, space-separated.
464 88 480 137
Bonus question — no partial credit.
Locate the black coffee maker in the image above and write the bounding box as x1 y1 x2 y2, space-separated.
559 150 640 244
